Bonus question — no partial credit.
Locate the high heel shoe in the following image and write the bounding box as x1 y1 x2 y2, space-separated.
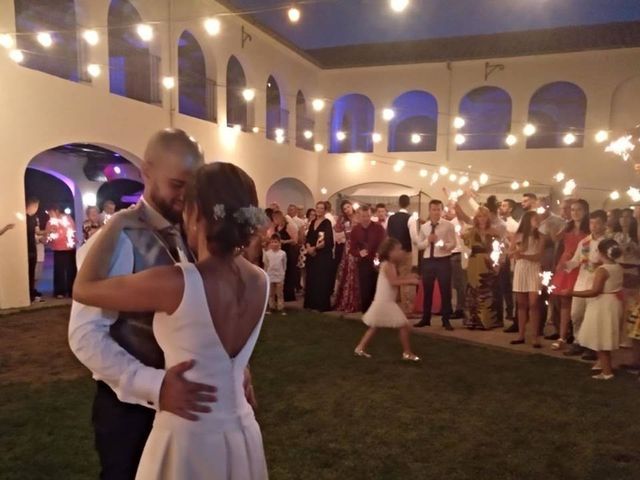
354 349 371 358
402 353 421 362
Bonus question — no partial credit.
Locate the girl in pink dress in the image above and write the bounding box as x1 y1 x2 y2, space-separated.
551 199 589 350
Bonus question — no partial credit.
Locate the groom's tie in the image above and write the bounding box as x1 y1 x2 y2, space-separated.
159 227 182 262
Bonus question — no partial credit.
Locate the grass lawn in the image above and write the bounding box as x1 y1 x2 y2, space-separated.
2 309 640 479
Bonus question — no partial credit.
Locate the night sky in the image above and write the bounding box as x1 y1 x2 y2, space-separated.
226 0 640 49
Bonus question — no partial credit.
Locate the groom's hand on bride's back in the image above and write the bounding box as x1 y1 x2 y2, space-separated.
159 360 217 421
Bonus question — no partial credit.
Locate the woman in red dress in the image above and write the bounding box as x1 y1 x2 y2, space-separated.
551 199 590 349
334 200 361 312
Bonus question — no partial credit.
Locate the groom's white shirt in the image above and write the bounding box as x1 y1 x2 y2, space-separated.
68 198 170 410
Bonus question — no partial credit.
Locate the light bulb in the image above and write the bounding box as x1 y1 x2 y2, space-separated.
336 131 346 141
459 176 469 185
382 108 395 121
303 130 313 140
505 134 517 146
553 171 565 182
162 76 175 89
314 143 324 152
9 49 24 63
275 128 285 138
204 17 221 36
595 130 609 143
449 173 457 182
419 169 428 177
82 193 97 206
610 190 620 201
370 160 377 166
439 166 449 175
453 116 465 129
36 32 53 48
522 180 530 188
288 7 301 23
511 181 520 191
479 173 489 185
87 64 101 78
454 134 466 145
242 88 255 101
136 24 154 42
390 0 410 13
411 133 421 144
113 166 122 175
64 207 72 215
320 187 328 195
523 123 536 137
233 124 242 133
312 98 325 112
430 173 439 185
82 29 99 46
372 133 382 143
0 33 14 49
471 180 480 191
276 135 285 144
563 133 577 145
252 126 260 133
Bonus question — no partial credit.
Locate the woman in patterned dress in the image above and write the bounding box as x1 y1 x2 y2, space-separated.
334 200 361 313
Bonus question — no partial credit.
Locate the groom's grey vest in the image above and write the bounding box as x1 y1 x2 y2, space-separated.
108 207 188 369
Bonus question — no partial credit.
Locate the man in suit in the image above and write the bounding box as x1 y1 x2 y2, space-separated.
414 199 456 331
386 195 417 315
69 129 254 480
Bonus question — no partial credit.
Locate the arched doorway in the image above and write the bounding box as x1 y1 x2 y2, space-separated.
23 143 141 298
265 178 314 211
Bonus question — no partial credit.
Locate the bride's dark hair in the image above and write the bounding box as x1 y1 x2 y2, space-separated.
185 162 260 256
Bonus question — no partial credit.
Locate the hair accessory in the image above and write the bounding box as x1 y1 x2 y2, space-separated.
213 204 226 220
607 245 618 260
212 204 269 230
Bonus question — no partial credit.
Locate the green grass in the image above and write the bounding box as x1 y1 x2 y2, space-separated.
2 311 640 479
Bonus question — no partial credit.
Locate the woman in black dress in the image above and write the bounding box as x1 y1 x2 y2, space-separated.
304 201 335 311
272 210 300 302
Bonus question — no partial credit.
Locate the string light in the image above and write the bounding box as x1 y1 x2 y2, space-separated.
563 133 577 145
87 63 101 78
523 123 537 137
454 133 465 145
82 29 99 46
553 171 565 182
505 134 517 146
312 98 325 112
459 176 469 185
610 190 620 200
320 187 328 195
276 135 285 144
439 166 449 175
0 33 14 49
162 76 175 89
382 108 395 121
303 130 313 140
510 181 520 190
627 187 640 202
430 173 439 185
336 131 346 141
36 32 53 48
204 17 221 36
471 180 480 191
522 180 530 188
252 126 260 133
453 117 465 129
372 132 382 143
288 7 301 23
242 88 256 101
595 130 609 143
136 24 154 42
449 173 457 182
419 169 428 177
411 133 421 144
562 179 577 196
393 160 406 172
479 173 489 185
390 0 410 12
233 124 242 133
275 128 285 137
314 143 324 152
9 49 24 63
370 160 377 166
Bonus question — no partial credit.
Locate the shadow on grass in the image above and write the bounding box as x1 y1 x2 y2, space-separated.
2 311 640 479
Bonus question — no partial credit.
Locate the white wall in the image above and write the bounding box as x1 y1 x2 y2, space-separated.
0 0 638 307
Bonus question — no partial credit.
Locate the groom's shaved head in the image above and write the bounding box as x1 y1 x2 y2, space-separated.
143 128 204 169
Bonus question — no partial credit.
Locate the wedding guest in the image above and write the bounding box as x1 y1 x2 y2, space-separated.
100 200 116 223
297 208 317 281
521 192 537 213
607 208 623 235
562 210 609 360
613 208 639 349
263 234 287 315
414 199 456 330
499 198 518 325
271 211 299 302
324 201 336 226
334 200 361 312
560 198 573 221
463 207 501 330
445 202 467 320
25 197 41 302
486 195 507 239
500 199 519 235
510 211 544 347
304 201 335 311
46 204 77 298
387 195 418 316
83 206 103 241
350 205 386 312
287 203 306 231
354 238 421 361
374 203 388 229
551 199 590 350
568 239 624 380
269 201 281 212
287 203 305 290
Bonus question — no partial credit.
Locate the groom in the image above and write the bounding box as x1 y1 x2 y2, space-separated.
69 129 252 479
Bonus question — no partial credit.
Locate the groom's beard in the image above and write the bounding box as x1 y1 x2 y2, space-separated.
150 193 184 225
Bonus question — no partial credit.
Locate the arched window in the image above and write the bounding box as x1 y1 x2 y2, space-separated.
329 94 375 153
296 91 314 151
178 31 215 122
458 86 512 150
108 0 157 104
14 0 78 81
226 55 248 130
266 75 284 140
527 82 587 149
388 90 438 152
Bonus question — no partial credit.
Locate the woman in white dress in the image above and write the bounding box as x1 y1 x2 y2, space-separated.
74 162 270 479
509 211 544 348
354 238 421 361
567 239 624 380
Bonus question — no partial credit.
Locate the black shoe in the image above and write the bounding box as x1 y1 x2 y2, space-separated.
544 333 560 340
510 339 525 345
563 344 584 357
504 323 519 333
413 321 431 328
450 310 465 320
443 323 454 331
581 350 597 361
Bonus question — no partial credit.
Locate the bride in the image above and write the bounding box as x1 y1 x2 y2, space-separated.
74 162 270 479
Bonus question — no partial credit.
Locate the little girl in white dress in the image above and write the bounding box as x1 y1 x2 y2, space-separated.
354 238 421 361
568 238 624 380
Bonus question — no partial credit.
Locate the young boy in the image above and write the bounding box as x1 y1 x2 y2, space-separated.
263 234 287 315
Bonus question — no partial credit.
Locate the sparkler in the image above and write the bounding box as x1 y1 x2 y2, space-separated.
539 270 555 296
605 135 635 161
490 240 502 267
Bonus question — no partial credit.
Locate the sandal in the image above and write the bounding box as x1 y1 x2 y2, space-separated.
551 338 566 350
354 349 371 358
592 373 614 381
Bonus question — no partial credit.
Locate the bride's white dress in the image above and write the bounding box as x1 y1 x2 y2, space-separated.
136 263 269 480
